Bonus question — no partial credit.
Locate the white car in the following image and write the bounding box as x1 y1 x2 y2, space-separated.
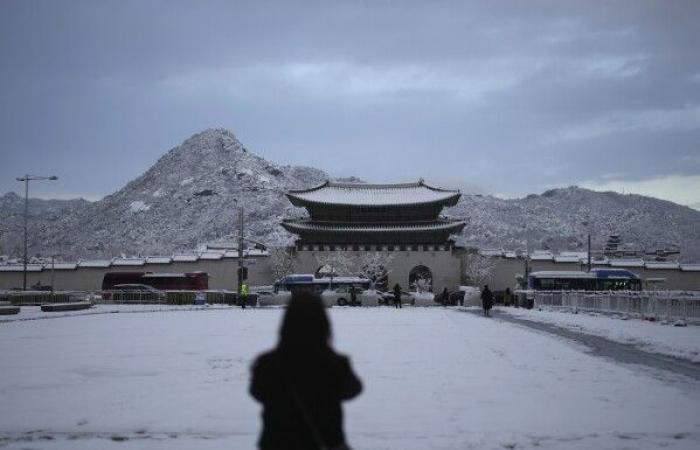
412 291 436 306
257 290 291 307
321 287 380 307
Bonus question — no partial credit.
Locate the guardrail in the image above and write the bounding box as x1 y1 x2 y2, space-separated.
0 289 259 307
1 291 74 306
98 290 254 306
524 290 700 322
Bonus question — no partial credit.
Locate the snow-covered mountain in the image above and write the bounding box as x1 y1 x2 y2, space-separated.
1 128 699 260
446 188 699 259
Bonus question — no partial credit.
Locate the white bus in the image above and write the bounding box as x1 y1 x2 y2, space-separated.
259 274 380 307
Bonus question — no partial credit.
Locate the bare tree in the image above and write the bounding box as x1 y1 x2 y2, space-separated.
268 246 296 280
355 252 394 290
315 253 357 278
463 253 497 287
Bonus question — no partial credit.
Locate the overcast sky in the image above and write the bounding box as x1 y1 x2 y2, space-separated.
1 0 699 207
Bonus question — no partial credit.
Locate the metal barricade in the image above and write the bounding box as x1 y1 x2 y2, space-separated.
526 289 700 322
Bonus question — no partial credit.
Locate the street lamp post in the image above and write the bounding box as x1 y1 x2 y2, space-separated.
15 174 58 290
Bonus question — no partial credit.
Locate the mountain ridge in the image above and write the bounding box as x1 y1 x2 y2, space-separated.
1 128 699 261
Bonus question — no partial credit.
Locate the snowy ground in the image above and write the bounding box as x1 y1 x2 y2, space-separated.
1 306 699 450
499 306 700 362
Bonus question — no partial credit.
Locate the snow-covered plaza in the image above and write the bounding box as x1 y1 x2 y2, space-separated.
1 306 699 450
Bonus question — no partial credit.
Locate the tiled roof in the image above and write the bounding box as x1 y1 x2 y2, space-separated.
608 259 645 268
146 256 172 264
281 219 465 234
172 254 199 262
287 180 461 207
644 262 680 270
0 264 43 272
78 260 112 268
112 258 146 266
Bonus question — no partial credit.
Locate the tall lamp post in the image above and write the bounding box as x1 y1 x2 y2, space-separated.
16 174 58 290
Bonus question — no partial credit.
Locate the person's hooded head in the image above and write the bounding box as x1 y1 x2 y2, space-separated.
278 293 331 354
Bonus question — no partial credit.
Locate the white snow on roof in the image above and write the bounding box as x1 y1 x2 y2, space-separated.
112 258 146 266
680 264 700 272
560 251 588 259
146 256 172 264
0 264 43 272
554 256 581 263
78 260 112 268
172 254 199 262
288 181 460 207
530 253 554 261
283 220 465 233
48 263 78 270
530 271 595 278
199 251 224 260
644 262 680 270
608 259 645 267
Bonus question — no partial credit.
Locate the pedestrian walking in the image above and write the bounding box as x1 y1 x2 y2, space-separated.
250 292 363 450
350 286 357 306
441 287 449 306
240 282 249 309
480 284 494 317
393 283 402 309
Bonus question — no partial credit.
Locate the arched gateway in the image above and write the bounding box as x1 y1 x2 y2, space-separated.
409 265 433 292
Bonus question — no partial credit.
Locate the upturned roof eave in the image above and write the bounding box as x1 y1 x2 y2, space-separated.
280 220 466 234
285 192 461 208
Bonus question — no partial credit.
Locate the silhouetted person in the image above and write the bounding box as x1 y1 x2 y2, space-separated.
350 286 357 306
481 284 494 317
393 283 402 308
441 287 449 306
250 293 362 450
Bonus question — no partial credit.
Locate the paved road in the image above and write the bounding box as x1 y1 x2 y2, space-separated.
458 308 700 383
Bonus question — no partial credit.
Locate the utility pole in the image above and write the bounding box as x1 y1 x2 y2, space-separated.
51 255 56 303
16 174 58 290
587 233 592 272
237 203 245 308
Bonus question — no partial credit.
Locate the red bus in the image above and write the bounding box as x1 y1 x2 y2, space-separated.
102 272 209 290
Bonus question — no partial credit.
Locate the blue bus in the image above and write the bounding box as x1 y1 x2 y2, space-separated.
528 269 641 291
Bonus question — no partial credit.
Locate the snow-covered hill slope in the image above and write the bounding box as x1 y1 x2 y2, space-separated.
1 129 326 258
1 128 699 260
447 187 700 259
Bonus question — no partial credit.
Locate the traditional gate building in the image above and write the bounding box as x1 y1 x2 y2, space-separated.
281 180 468 291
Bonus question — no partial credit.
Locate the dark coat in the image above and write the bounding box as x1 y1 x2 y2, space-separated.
480 287 494 310
393 284 401 302
250 348 362 450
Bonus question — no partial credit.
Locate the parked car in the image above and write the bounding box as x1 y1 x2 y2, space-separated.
321 286 380 306
378 290 416 305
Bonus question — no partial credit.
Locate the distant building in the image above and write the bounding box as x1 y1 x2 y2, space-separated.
281 180 467 292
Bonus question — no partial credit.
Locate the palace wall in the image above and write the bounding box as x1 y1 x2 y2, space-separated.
2 252 698 292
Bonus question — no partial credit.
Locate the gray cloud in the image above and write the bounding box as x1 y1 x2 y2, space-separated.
1 0 699 205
